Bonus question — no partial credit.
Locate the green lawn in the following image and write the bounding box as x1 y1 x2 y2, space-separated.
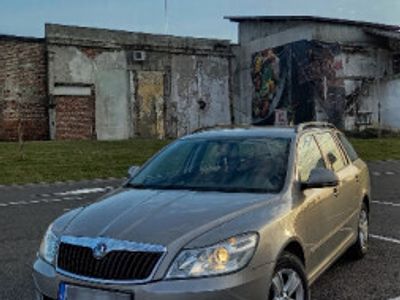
0 139 171 185
0 138 399 185
349 138 400 161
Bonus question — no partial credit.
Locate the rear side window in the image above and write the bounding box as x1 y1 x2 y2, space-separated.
337 133 359 162
315 132 347 172
297 135 326 182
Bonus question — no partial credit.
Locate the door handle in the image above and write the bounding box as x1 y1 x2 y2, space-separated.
333 187 339 197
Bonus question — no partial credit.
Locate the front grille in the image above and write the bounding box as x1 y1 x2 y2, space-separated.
57 242 163 281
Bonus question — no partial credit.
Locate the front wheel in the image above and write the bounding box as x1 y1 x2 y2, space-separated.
269 252 310 300
349 202 369 259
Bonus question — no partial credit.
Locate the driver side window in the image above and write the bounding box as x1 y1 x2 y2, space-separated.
297 135 326 182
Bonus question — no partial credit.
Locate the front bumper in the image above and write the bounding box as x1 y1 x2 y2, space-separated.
33 257 274 300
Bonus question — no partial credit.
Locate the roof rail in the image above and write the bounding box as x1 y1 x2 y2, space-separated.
191 124 251 134
296 122 336 132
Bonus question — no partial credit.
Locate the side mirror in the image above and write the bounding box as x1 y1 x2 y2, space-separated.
301 168 339 190
127 165 140 178
327 152 337 165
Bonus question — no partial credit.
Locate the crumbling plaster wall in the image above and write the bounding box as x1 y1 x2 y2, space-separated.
230 45 242 124
48 45 231 139
381 79 400 129
48 45 131 140
339 48 392 130
47 25 232 140
170 55 230 136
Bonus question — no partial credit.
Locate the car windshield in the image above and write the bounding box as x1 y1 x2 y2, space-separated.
128 137 291 193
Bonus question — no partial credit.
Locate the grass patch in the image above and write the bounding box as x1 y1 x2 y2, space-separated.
0 137 399 185
350 138 400 161
0 139 171 185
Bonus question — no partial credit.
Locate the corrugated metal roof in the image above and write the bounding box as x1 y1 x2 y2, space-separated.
225 15 400 31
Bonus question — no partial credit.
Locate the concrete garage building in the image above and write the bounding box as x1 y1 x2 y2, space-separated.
46 24 232 140
1 17 400 141
227 16 400 131
0 24 233 141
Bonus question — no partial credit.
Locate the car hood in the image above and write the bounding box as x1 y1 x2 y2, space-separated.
61 188 278 248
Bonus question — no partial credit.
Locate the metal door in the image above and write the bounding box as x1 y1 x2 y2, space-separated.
135 71 165 139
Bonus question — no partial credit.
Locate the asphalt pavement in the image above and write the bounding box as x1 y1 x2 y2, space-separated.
0 162 399 300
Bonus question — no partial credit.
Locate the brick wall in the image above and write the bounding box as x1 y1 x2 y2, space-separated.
55 95 95 140
0 37 48 141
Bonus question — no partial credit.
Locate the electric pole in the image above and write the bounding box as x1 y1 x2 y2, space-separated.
164 0 169 34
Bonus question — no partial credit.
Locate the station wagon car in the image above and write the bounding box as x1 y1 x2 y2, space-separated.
33 122 371 300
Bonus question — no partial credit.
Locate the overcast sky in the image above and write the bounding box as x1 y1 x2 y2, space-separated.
0 0 399 42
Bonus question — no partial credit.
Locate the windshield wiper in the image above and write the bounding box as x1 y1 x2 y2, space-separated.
125 182 148 189
182 186 274 193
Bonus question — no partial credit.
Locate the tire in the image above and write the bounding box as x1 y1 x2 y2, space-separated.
268 252 310 300
349 202 369 259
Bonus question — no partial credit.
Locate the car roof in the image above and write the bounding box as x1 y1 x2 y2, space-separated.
182 126 297 140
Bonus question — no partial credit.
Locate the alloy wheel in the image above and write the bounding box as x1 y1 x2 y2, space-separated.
270 268 305 300
359 209 369 251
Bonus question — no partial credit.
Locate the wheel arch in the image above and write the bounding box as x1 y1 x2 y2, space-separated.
362 194 370 213
277 238 306 268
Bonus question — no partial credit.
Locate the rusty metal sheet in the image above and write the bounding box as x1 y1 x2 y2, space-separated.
136 71 165 139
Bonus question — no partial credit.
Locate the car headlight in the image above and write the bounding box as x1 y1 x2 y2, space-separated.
167 233 258 279
39 224 59 265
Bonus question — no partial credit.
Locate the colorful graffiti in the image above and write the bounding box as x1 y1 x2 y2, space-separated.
251 40 345 127
251 49 281 122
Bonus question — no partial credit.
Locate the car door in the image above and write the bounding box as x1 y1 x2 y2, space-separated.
335 131 364 212
314 132 358 253
295 133 338 276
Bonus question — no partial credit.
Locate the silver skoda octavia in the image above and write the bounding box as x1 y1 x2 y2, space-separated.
33 123 371 300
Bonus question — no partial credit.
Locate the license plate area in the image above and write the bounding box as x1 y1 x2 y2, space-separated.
58 283 132 300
